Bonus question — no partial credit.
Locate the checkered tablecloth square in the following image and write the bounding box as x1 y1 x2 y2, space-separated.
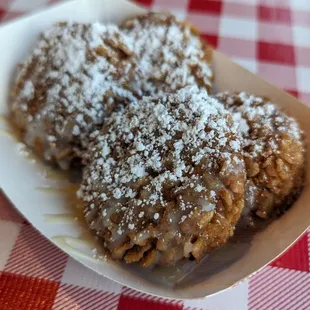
0 0 309 309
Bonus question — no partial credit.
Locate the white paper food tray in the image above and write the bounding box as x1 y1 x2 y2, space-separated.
0 0 309 299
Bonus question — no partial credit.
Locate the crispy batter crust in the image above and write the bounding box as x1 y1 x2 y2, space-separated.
10 22 136 169
215 92 305 220
81 87 245 267
121 12 213 95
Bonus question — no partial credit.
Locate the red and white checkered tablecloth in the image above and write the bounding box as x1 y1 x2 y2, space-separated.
0 0 309 309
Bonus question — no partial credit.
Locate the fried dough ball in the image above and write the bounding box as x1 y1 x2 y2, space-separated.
10 22 136 169
81 87 245 267
215 92 305 221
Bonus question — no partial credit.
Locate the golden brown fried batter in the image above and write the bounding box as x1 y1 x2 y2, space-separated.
81 87 245 267
215 92 305 221
11 16 213 169
10 22 136 169
121 12 213 95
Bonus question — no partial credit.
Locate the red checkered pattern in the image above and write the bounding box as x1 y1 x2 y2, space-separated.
0 0 310 309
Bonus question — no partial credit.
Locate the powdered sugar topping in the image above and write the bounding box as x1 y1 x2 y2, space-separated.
82 86 243 237
12 22 136 163
215 92 303 158
122 12 213 96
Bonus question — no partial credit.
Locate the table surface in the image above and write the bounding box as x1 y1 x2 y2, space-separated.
0 0 309 309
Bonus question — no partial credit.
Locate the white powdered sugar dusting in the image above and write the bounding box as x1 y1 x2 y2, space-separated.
12 17 214 167
11 22 137 163
122 12 213 96
81 86 243 237
215 91 303 158
20 81 34 99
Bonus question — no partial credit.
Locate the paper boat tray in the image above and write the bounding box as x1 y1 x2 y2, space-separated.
0 0 309 299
